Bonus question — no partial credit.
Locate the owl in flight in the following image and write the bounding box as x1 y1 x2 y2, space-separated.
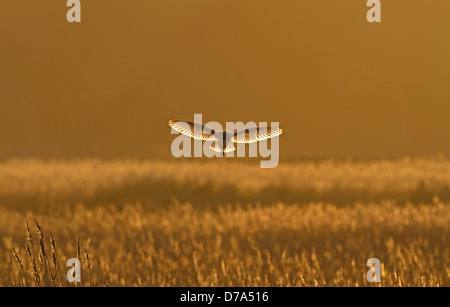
169 119 283 154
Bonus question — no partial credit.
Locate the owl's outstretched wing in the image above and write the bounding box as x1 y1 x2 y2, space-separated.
169 120 217 141
232 127 283 143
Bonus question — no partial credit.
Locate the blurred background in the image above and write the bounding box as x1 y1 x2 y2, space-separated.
1 1 449 287
0 0 449 160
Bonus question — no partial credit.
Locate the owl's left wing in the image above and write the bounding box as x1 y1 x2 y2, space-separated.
232 126 283 144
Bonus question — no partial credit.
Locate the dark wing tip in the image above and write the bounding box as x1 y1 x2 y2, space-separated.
168 119 182 127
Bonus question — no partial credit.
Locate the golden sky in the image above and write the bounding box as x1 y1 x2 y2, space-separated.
0 0 449 159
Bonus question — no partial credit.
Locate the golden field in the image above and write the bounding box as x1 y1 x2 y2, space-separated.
0 158 449 286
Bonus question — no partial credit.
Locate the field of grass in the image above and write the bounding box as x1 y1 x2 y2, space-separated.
0 158 449 286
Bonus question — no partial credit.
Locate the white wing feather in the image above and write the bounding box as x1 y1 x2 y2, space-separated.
169 120 217 141
232 127 283 143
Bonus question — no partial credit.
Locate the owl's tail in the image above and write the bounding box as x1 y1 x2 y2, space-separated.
209 142 236 154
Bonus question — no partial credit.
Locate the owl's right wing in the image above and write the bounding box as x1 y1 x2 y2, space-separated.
168 120 217 141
